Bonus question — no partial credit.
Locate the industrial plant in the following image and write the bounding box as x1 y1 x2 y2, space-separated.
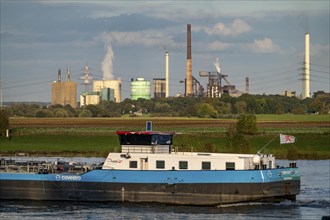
51 25 312 108
79 65 122 107
51 68 77 108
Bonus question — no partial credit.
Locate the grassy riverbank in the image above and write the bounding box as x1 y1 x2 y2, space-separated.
1 116 329 159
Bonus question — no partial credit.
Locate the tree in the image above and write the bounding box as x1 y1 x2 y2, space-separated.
35 109 54 118
236 114 257 135
154 102 171 113
79 109 93 117
291 107 305 115
235 101 247 114
0 109 10 136
225 123 251 154
85 104 99 117
54 109 69 118
196 103 218 118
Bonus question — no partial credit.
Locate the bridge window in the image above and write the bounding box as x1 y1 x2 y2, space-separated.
129 161 137 168
202 161 211 170
179 161 188 169
226 162 235 170
151 134 173 145
156 160 165 169
119 134 152 145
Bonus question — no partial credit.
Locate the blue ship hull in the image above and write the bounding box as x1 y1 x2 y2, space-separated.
0 168 300 205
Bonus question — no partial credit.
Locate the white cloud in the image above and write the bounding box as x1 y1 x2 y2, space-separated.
310 43 330 57
207 41 232 51
247 38 280 53
98 31 181 49
203 19 252 36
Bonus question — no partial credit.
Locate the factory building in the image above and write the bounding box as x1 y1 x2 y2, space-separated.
52 68 77 108
284 91 296 97
131 78 151 100
93 80 121 103
153 78 166 98
100 88 115 101
80 92 100 106
80 88 115 107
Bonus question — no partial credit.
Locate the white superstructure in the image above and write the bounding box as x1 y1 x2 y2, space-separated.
102 131 275 171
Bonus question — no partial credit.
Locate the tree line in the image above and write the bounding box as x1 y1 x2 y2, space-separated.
1 93 329 119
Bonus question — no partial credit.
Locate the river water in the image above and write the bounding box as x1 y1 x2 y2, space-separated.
0 160 329 220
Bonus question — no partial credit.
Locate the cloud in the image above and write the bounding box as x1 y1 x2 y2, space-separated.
202 19 252 36
98 31 181 49
247 38 280 53
207 41 232 51
310 43 330 57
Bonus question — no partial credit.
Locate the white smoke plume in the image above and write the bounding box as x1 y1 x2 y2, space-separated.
214 58 221 73
101 44 114 80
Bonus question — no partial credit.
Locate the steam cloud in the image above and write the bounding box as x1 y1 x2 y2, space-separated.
214 58 221 73
102 44 114 80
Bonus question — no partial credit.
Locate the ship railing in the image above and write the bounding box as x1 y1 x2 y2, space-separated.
121 145 171 154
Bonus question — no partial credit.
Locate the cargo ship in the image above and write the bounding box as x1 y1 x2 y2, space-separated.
0 131 300 206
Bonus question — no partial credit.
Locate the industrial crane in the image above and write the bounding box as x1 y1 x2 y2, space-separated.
199 58 232 97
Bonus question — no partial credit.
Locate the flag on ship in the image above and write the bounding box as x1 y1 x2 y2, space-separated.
280 134 296 144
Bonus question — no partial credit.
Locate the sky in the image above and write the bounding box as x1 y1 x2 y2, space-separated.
1 0 329 103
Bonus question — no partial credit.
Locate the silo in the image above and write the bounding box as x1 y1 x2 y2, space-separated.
131 78 151 100
153 78 166 98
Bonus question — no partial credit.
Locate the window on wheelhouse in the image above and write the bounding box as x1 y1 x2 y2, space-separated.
119 134 152 145
179 161 188 169
151 134 173 145
129 161 138 168
156 160 165 169
226 162 235 170
118 133 173 145
202 161 211 170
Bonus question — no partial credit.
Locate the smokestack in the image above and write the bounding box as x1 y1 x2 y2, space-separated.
245 77 249 94
165 51 169 97
66 68 71 82
302 33 310 99
58 68 61 82
186 24 193 96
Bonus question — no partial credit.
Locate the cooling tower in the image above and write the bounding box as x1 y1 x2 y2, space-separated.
186 24 193 96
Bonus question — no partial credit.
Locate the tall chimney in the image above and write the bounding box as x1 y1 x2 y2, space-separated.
245 77 249 94
302 33 310 99
58 68 61 82
165 51 169 97
186 24 193 96
66 68 71 82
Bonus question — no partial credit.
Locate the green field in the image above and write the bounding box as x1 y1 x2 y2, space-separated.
255 114 330 122
1 132 329 159
1 116 329 159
